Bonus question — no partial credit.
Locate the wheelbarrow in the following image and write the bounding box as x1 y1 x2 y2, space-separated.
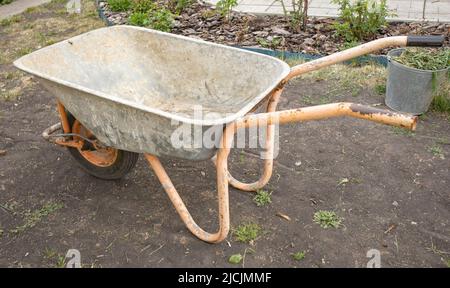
14 26 444 243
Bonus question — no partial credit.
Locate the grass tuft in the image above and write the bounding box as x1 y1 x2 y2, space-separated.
0 15 23 27
292 251 306 261
43 248 66 268
428 144 445 159
10 201 63 234
253 190 272 207
313 210 342 229
232 222 262 243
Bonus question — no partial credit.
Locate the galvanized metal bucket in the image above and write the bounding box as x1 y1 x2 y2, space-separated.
386 48 449 115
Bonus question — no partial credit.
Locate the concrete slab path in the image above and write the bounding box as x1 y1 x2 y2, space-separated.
0 0 51 20
208 0 450 22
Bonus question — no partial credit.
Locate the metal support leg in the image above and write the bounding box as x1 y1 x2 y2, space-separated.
224 88 283 192
144 124 235 243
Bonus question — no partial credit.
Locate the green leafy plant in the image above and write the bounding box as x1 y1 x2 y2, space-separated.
278 0 309 32
128 12 149 26
216 0 238 21
168 0 192 14
431 92 450 113
201 8 216 19
428 144 444 159
0 15 22 27
257 37 282 50
332 0 393 42
340 40 360 50
253 190 272 207
0 0 13 5
148 7 174 32
43 248 66 268
292 251 306 261
107 0 132 12
232 222 262 243
313 210 342 229
131 0 155 13
128 4 174 31
374 83 386 95
228 254 243 264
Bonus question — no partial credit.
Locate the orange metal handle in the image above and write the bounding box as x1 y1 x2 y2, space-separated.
236 102 417 131
284 36 408 81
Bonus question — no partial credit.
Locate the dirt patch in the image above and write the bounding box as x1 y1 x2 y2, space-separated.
0 0 449 268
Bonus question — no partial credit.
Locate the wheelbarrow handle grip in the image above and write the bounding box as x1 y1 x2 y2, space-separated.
407 35 445 47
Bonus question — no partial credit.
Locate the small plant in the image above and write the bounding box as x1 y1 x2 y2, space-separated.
107 0 132 12
292 251 306 261
1 71 22 80
16 47 33 57
1 87 21 101
428 144 444 159
216 0 238 21
253 190 272 207
148 7 174 32
339 40 360 50
431 92 450 113
332 0 393 42
200 8 216 19
228 254 243 264
313 210 342 228
0 0 13 5
25 6 39 13
128 12 149 26
257 37 282 50
0 15 22 27
131 0 155 13
10 202 63 233
278 0 309 32
374 83 386 95
168 0 192 14
233 222 262 243
393 48 449 71
43 248 66 268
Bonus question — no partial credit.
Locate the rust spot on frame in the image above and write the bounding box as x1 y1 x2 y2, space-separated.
349 104 394 117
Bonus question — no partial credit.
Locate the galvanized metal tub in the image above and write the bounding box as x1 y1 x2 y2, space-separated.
386 48 449 115
14 25 290 160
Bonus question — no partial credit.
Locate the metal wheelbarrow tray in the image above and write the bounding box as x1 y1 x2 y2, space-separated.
14 26 291 161
14 26 444 243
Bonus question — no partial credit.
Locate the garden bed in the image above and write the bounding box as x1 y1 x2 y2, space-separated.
98 0 449 56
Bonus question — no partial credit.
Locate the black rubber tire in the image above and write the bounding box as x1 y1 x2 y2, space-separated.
65 112 139 180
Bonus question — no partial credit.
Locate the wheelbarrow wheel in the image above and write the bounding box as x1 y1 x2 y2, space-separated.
65 112 139 180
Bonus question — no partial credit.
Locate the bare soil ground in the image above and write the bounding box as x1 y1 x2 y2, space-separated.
0 0 449 268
